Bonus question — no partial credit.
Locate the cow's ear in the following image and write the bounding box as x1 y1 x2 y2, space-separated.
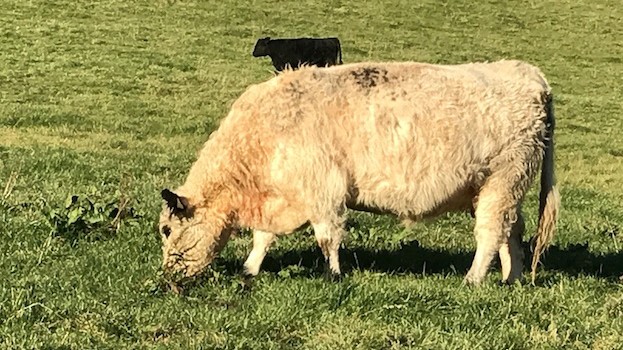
161 189 189 212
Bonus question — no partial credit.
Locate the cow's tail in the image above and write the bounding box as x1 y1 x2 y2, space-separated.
337 40 343 64
530 92 561 283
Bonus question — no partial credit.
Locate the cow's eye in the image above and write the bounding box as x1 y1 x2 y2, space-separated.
162 226 172 238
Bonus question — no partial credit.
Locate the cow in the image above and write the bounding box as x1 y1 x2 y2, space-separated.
158 60 560 286
252 37 343 72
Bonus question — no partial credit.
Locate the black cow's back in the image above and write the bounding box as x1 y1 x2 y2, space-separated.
254 37 343 71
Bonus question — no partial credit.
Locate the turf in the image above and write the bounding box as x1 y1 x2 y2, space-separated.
1 0 623 348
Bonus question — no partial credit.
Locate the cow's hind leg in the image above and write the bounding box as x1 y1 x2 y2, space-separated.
312 216 346 278
243 230 276 277
499 210 525 284
465 141 540 286
465 177 528 285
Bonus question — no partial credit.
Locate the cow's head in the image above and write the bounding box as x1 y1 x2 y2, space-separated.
252 37 271 57
158 189 234 281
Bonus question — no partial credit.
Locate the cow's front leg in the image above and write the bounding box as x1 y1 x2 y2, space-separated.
243 230 276 277
312 220 345 277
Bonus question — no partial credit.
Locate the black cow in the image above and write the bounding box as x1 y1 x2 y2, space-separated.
252 37 343 72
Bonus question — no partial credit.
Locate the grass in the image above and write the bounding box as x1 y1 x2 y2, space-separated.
1 0 623 348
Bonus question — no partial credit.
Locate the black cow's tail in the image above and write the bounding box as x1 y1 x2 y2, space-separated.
337 39 343 64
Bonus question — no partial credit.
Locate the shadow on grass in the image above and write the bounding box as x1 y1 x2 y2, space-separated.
539 243 623 279
221 241 623 282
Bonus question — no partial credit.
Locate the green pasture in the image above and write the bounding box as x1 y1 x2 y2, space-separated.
1 0 622 348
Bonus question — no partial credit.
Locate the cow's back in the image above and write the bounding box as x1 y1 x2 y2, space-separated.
221 61 550 218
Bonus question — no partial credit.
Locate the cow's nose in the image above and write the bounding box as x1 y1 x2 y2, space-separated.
162 262 186 282
163 254 182 271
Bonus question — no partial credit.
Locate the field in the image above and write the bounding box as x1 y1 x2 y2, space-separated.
1 0 623 348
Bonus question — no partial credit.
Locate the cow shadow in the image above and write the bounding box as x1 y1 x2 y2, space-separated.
260 240 474 277
221 240 623 282
537 243 623 279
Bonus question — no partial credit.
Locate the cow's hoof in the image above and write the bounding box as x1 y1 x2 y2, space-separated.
239 273 257 291
463 274 483 286
323 270 342 283
500 276 524 287
241 271 256 282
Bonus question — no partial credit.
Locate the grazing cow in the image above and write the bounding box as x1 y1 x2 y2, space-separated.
252 37 343 71
158 60 560 286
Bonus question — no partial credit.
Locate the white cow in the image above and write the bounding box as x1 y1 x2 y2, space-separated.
158 60 560 285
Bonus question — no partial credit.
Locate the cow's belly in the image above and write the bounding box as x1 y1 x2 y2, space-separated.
346 158 484 220
347 182 476 219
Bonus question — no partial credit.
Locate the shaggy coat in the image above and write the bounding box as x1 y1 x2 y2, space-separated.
158 60 560 285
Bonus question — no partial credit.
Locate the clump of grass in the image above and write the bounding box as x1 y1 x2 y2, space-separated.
145 263 250 298
42 188 142 243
